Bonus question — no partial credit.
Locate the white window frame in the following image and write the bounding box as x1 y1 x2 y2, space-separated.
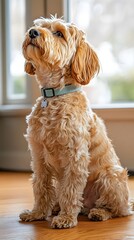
0 0 45 105
1 0 27 105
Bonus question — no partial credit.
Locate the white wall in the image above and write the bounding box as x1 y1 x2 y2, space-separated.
94 107 134 171
0 107 31 171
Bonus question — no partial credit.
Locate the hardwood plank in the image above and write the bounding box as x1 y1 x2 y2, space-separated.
0 172 134 240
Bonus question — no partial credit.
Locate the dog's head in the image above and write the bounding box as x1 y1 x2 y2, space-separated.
23 16 100 85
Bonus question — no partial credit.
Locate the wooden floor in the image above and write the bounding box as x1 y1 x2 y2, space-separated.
0 172 134 240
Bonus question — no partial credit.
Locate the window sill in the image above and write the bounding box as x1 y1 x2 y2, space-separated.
0 105 32 117
92 103 134 121
0 103 134 120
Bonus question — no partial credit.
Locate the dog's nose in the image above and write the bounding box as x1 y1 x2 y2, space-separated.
29 29 40 39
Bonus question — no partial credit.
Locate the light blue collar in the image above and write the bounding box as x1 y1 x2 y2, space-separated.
41 85 81 98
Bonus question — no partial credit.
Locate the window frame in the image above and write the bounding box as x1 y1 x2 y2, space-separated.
1 0 27 104
0 0 45 105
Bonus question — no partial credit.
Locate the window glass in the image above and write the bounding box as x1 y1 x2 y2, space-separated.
7 0 26 99
69 0 134 104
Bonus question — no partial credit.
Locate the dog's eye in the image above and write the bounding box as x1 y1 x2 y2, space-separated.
53 31 64 38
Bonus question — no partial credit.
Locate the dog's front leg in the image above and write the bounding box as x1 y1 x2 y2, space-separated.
20 165 56 222
19 141 56 222
51 155 89 228
19 166 56 222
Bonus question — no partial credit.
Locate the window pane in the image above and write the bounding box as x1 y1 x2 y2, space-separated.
7 0 26 99
69 0 134 104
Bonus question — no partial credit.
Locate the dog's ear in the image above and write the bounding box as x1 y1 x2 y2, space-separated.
24 61 36 75
71 40 100 85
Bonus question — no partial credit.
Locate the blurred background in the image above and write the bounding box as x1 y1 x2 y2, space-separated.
0 0 134 172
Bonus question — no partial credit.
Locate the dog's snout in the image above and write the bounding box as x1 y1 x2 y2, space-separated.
29 29 40 39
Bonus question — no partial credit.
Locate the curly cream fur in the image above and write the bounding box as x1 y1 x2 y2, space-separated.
19 17 132 228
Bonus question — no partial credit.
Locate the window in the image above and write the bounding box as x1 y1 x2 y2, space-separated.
1 0 134 107
0 0 44 105
69 0 134 105
1 0 27 104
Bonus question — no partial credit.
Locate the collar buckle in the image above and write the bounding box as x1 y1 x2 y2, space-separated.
41 87 55 98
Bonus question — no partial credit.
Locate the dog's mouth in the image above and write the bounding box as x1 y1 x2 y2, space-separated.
24 38 45 55
28 39 40 48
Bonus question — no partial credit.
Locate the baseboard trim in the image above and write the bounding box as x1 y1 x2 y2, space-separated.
0 151 31 171
0 151 134 174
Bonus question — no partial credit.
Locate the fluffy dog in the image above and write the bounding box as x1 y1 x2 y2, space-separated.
19 16 132 228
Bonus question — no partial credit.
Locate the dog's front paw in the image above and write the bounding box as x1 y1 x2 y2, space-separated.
51 215 77 229
19 209 45 222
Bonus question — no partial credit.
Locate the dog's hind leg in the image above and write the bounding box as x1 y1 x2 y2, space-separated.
88 167 132 221
87 114 132 221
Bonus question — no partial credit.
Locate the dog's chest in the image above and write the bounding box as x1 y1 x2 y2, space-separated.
27 100 65 170
26 95 91 171
27 98 63 142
